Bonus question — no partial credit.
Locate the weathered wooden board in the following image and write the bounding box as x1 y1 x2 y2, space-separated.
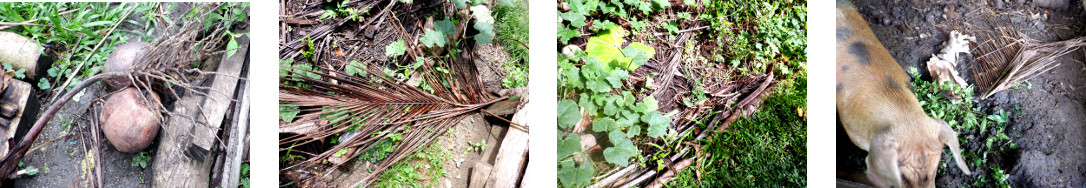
217 75 250 188
188 34 249 160
469 162 494 188
153 32 248 187
485 101 531 188
0 80 30 159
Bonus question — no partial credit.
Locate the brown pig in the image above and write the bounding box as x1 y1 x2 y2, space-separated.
836 0 971 187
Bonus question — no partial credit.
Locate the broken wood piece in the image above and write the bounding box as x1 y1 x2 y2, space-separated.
484 101 532 188
469 162 493 188
153 32 248 187
0 79 29 159
484 100 519 116
217 77 250 188
187 33 249 161
0 102 17 118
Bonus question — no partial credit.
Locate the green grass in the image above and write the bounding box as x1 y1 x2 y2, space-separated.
373 142 448 188
667 74 806 187
0 2 139 90
494 0 529 89
700 0 806 76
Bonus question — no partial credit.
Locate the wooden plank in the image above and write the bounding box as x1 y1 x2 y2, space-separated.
484 101 531 188
187 33 250 160
218 76 249 188
469 162 493 188
152 33 248 187
0 80 29 158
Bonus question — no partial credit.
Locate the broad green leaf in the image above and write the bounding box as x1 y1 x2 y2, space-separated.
345 60 367 77
280 105 300 123
470 6 495 44
603 131 637 166
626 123 641 137
620 42 654 70
435 18 455 36
557 26 582 44
420 29 447 48
557 99 581 129
498 0 517 7
226 38 239 59
592 117 616 132
563 66 583 88
557 133 582 159
384 38 406 58
642 112 669 138
578 94 597 113
643 96 659 112
602 98 618 116
450 0 468 9
37 78 50 90
585 79 610 93
558 160 594 188
605 75 622 88
585 27 626 66
559 12 586 28
279 59 294 77
291 63 321 80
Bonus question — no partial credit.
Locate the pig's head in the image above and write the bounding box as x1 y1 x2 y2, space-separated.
867 117 971 188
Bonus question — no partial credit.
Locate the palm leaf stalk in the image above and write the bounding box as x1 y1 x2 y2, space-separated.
279 57 504 187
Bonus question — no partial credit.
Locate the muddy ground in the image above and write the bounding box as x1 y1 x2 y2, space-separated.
837 0 1086 187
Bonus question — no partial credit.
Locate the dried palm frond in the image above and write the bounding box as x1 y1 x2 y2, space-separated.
973 27 1086 99
279 56 503 187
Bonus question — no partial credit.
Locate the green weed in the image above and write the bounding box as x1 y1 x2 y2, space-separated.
700 0 806 75
131 150 151 169
668 74 806 187
373 143 448 188
493 0 528 63
908 67 1016 187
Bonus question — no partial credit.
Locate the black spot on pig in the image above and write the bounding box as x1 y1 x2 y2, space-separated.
850 42 871 65
837 82 844 93
885 75 902 92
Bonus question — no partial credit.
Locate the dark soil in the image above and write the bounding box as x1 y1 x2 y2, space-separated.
838 0 1086 187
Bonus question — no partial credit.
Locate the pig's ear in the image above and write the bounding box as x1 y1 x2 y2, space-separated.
936 118 972 175
867 134 904 188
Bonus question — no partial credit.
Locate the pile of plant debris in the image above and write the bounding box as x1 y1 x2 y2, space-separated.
278 0 529 187
557 0 806 187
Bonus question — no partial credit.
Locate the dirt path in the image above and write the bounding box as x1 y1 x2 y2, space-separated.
838 0 1086 186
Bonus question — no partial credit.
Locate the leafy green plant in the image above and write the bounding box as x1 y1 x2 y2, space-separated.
319 0 371 21
373 143 447 188
0 3 137 90
557 24 667 187
669 75 807 187
240 163 250 188
466 139 487 152
131 150 151 169
2 63 27 79
501 61 527 88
